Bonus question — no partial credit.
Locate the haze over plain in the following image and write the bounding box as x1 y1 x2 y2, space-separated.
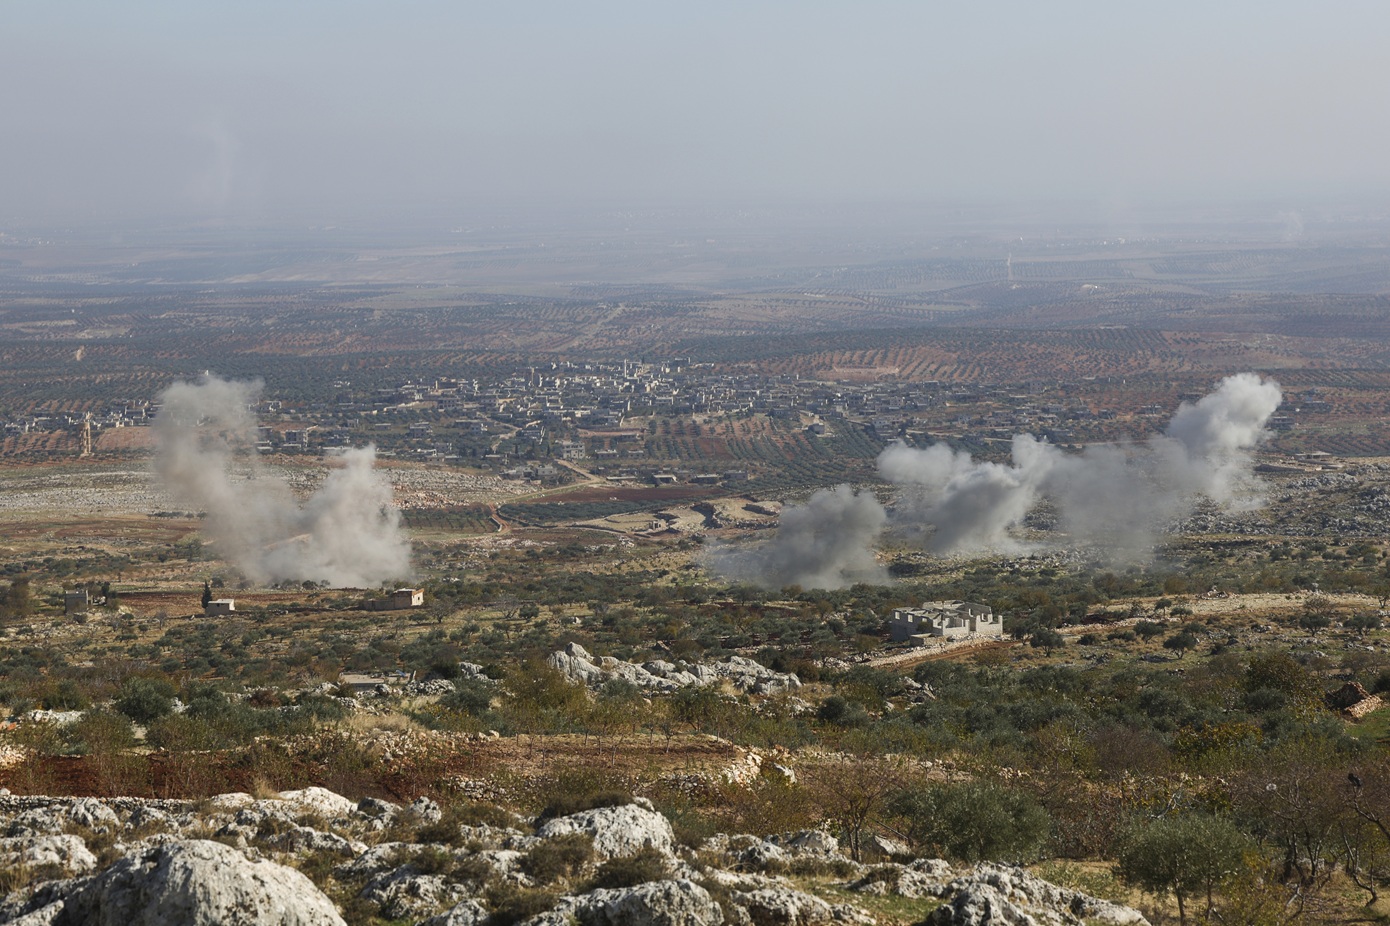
4 1 1389 227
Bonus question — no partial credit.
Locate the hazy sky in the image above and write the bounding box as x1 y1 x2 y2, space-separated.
4 1 1388 225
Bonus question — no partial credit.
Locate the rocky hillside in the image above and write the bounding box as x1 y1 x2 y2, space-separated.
0 787 1147 926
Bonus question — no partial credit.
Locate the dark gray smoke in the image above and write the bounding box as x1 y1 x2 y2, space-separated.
704 484 888 590
880 372 1283 558
153 375 411 587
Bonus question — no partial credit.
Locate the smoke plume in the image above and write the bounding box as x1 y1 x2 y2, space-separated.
707 373 1282 587
153 375 411 587
880 372 1283 559
704 484 888 590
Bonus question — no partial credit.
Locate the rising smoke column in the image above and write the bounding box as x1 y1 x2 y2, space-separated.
704 484 888 590
153 375 411 587
1163 372 1284 505
877 372 1283 559
878 435 1059 555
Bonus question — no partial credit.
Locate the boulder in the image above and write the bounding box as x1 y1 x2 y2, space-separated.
732 888 836 926
0 835 98 877
930 865 1149 926
547 643 607 685
846 862 950 900
773 831 838 856
7 800 119 838
413 797 445 823
276 787 357 820
576 879 723 926
712 657 801 694
359 867 470 921
704 835 788 872
403 679 458 697
926 884 1039 926
33 839 346 925
535 804 675 861
205 793 256 811
457 663 492 682
335 843 414 881
264 825 365 857
66 799 120 833
420 899 490 926
862 835 910 860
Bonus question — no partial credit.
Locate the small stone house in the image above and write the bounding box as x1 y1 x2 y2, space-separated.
64 589 90 615
367 588 424 611
205 599 236 617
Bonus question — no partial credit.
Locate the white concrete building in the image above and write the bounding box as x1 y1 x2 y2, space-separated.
890 601 1001 643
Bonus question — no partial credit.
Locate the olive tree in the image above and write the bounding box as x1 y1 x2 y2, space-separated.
1117 813 1251 926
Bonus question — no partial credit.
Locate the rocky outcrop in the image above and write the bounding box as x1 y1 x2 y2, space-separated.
925 864 1148 926
573 879 723 926
404 679 459 697
420 898 490 926
276 787 358 820
0 835 98 878
14 839 345 926
0 788 1146 926
732 887 869 926
359 867 471 921
546 645 801 695
536 801 676 860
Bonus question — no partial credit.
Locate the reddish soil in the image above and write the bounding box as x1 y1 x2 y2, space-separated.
0 734 742 803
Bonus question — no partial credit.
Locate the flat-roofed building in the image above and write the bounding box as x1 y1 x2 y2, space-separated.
890 601 1001 643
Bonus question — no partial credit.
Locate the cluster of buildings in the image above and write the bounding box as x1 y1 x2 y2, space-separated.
3 363 1327 481
3 400 154 439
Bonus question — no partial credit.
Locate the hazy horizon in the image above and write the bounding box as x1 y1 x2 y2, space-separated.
4 2 1389 228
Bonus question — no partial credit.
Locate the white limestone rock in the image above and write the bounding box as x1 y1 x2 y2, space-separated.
359 867 471 922
0 835 98 877
34 838 346 925
574 879 724 926
547 643 607 685
535 803 675 861
420 899 490 926
929 865 1149 926
772 831 839 856
276 787 357 820
733 887 869 926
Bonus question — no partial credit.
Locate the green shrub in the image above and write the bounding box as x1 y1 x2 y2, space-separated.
484 883 559 926
887 780 1050 863
817 695 869 727
414 802 509 847
585 847 673 890
539 789 633 822
114 677 176 724
520 832 595 883
440 680 494 717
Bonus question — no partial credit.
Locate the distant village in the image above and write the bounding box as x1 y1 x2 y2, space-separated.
3 360 1331 483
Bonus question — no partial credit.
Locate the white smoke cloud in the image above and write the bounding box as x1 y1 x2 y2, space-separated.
704 484 888 590
880 372 1283 559
1163 371 1284 505
879 436 1057 555
153 375 412 587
